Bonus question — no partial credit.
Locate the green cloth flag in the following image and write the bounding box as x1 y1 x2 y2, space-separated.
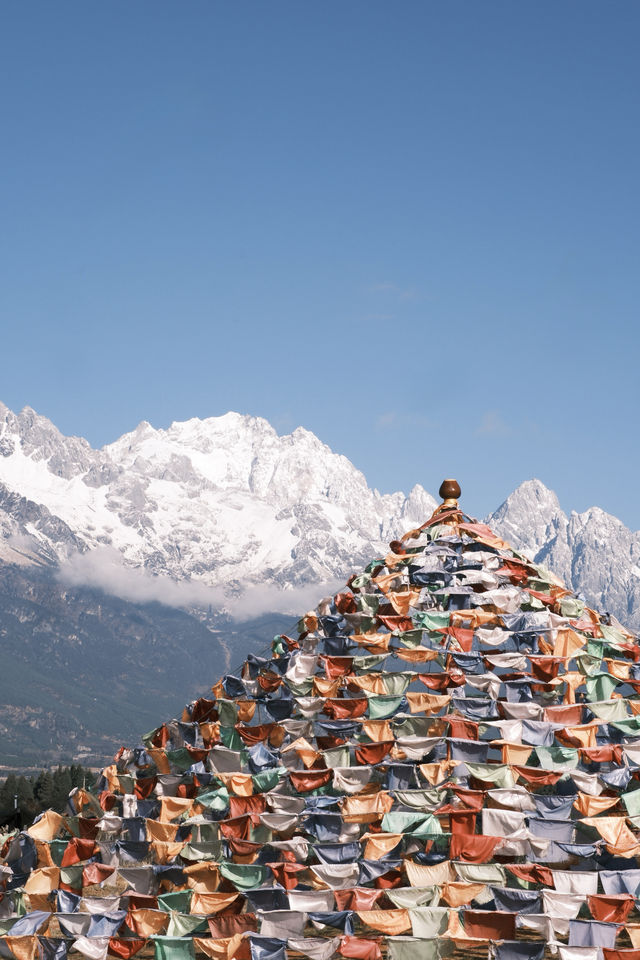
158 891 193 914
154 937 196 960
219 862 267 890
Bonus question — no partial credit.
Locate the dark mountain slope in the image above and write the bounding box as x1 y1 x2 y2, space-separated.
0 563 291 769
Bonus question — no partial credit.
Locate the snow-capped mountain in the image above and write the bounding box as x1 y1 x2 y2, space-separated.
1 402 639 629
487 479 640 630
0 403 436 594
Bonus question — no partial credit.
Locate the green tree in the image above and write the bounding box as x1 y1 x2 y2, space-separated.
33 770 55 810
0 774 18 820
15 777 36 822
51 767 73 813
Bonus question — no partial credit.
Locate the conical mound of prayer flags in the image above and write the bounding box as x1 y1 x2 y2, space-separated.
3 480 640 960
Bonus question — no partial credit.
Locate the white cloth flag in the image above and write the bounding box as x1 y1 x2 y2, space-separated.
310 863 359 889
557 948 601 960
517 914 571 941
285 654 318 684
288 890 335 912
543 889 588 919
482 808 528 838
552 870 598 895
259 910 306 939
287 938 340 960
333 767 373 793
72 939 110 960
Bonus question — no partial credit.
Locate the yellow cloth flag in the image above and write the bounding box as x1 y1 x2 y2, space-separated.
27 810 64 842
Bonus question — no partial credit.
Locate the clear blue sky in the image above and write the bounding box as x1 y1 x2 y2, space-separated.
1 2 639 527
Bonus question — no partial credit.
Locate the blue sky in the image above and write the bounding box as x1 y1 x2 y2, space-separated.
1 2 639 527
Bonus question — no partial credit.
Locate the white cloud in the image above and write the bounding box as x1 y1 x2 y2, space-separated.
475 410 511 438
231 581 342 621
375 411 431 431
376 412 397 429
367 282 420 302
56 547 341 621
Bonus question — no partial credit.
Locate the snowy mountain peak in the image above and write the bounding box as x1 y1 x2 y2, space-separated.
0 402 436 594
1 401 639 630
488 479 566 559
488 482 640 630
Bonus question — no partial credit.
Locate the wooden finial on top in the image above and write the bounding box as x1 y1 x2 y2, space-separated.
439 478 461 509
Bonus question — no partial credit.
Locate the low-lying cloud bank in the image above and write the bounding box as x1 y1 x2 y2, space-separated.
56 547 340 621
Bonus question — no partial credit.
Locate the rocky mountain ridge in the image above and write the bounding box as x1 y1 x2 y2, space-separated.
1 402 639 629
487 478 640 629
0 403 436 592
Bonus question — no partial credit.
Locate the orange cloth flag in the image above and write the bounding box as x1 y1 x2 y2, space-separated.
512 765 562 786
6 938 39 960
281 737 322 769
440 882 487 907
199 722 221 747
560 672 586 704
228 795 265 818
405 692 451 714
82 863 115 887
558 723 598 749
191 892 242 915
554 629 586 658
587 894 635 923
289 769 332 792
146 820 178 842
215 773 254 796
61 837 97 866
207 917 257 939
313 677 342 697
354 741 393 765
350 634 392 654
125 909 168 937
236 700 257 722
506 864 554 886
449 833 501 863
158 796 194 822
387 589 422 617
419 761 453 785
34 840 55 868
150 841 185 863
347 674 387 695
147 748 171 774
193 936 246 960
108 938 147 959
361 833 402 860
498 742 533 765
606 660 632 681
581 816 640 856
323 698 368 719
574 793 620 817
461 909 516 941
24 866 59 895
395 648 440 663
339 936 382 960
357 909 411 935
450 609 500 629
341 791 394 823
184 862 220 893
334 889 384 911
544 703 584 724
361 719 394 742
